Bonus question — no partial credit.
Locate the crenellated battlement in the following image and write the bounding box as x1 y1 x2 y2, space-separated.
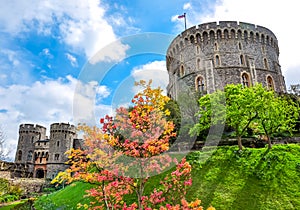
50 122 76 133
19 124 47 134
168 21 278 57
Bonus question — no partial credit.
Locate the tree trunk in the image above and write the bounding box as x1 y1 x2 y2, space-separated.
267 135 272 149
237 136 243 151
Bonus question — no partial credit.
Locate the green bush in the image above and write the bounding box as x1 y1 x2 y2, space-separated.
0 178 10 196
0 178 23 204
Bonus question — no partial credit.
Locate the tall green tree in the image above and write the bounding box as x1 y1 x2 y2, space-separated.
191 84 261 150
191 83 300 150
255 91 299 149
224 84 262 150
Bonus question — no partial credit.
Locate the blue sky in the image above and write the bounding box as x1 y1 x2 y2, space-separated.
0 0 299 160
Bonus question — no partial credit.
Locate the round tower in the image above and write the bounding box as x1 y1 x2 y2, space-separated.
15 124 46 164
47 122 77 179
166 21 286 99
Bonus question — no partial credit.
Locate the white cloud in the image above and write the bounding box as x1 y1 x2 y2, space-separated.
65 53 78 67
0 49 34 86
89 40 130 64
1 49 20 67
0 0 128 61
183 3 192 10
131 60 169 94
0 75 111 160
172 0 300 87
40 48 53 59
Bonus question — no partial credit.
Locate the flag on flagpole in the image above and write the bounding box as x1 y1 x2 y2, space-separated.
178 13 187 30
178 14 185 19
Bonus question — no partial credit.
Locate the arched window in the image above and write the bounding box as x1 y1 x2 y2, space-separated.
184 37 189 45
270 38 273 46
238 42 242 50
196 33 201 43
27 151 33 161
224 29 229 39
241 73 250 87
180 65 185 77
230 29 235 39
31 136 34 143
240 55 245 65
215 55 220 66
57 141 60 147
217 29 222 39
17 150 22 161
180 41 184 49
214 42 218 51
195 76 205 92
264 58 269 69
244 31 248 42
36 168 45 178
256 33 260 42
250 31 254 41
55 154 60 161
197 58 201 70
267 76 274 90
261 34 265 44
209 30 215 41
203 31 208 43
237 30 242 39
190 35 195 44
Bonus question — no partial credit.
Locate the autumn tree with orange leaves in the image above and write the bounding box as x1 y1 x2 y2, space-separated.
52 80 215 210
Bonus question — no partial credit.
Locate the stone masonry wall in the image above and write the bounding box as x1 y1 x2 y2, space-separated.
166 21 286 99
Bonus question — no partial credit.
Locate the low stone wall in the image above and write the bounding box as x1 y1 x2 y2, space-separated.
0 171 11 179
11 178 47 196
191 136 300 150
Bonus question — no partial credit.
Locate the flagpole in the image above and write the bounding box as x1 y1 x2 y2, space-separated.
178 13 187 30
184 13 186 30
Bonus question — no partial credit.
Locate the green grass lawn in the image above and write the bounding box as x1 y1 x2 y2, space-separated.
34 182 95 210
186 144 300 209
0 200 29 210
34 144 300 210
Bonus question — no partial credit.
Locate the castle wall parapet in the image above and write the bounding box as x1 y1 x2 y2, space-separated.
19 124 46 134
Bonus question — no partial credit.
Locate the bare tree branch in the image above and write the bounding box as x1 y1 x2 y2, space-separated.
0 125 9 161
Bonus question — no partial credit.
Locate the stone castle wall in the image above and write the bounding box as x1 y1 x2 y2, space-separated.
47 123 77 179
14 122 80 180
166 21 286 99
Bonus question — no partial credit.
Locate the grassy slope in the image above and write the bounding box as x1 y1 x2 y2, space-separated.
34 182 94 210
187 144 300 209
34 144 300 210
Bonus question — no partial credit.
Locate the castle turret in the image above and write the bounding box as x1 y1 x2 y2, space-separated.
47 122 77 179
15 124 46 163
166 21 286 99
15 124 47 176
